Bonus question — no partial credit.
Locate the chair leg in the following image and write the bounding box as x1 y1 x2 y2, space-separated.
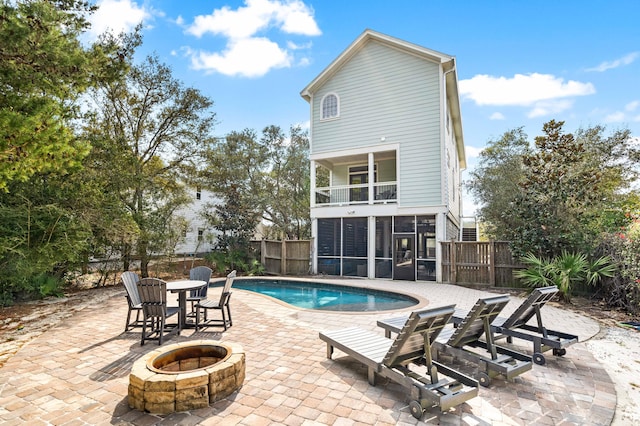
141 317 147 346
159 316 165 345
195 305 201 331
227 305 232 327
221 309 227 331
125 308 132 332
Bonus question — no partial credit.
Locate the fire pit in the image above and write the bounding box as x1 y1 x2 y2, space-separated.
128 340 245 414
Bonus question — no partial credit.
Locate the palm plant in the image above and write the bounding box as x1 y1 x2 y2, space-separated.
516 251 615 302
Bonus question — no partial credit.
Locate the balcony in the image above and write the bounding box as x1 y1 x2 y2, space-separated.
314 181 397 207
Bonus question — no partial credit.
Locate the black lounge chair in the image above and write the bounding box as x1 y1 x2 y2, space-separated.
378 295 533 387
137 278 180 345
453 286 578 365
319 305 478 419
195 270 236 331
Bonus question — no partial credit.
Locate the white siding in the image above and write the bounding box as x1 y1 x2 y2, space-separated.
311 41 442 206
173 189 219 255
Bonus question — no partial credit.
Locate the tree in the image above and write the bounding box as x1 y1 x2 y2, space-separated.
261 125 310 240
84 54 216 277
0 0 127 191
203 184 261 272
468 120 639 258
0 1 135 303
467 127 530 239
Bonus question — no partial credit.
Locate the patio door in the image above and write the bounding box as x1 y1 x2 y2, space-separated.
393 235 415 281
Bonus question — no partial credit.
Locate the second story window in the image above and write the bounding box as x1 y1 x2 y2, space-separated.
321 93 339 120
196 186 201 200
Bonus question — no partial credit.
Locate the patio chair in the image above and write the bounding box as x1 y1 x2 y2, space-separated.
186 266 213 317
378 294 533 387
433 295 533 386
121 271 143 332
195 270 236 331
454 286 578 365
137 278 180 345
319 305 479 419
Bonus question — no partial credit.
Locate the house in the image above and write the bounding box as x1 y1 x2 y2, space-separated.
300 29 466 282
173 186 217 256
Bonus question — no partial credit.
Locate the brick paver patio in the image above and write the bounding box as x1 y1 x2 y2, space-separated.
0 279 615 425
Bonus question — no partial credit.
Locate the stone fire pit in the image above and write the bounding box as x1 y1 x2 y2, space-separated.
128 340 245 414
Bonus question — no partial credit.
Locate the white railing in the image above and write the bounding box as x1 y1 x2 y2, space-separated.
314 182 397 206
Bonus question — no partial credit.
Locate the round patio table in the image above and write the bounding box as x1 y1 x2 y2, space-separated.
167 280 207 330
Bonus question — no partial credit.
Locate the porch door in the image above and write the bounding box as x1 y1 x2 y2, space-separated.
393 235 415 281
349 172 368 202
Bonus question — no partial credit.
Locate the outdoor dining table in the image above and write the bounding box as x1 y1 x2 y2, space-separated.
166 280 207 330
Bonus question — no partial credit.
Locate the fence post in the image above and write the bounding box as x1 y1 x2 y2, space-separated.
261 239 266 266
450 239 457 284
489 240 496 286
281 240 287 275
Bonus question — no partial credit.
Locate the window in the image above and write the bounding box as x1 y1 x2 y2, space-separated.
196 186 201 200
197 228 204 242
321 93 339 120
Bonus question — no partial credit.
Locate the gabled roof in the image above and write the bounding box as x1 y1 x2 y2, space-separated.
300 29 466 169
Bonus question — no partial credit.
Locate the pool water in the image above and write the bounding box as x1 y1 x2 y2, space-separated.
226 278 418 312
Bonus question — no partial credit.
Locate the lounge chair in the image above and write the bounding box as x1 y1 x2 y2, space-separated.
378 295 533 387
195 270 236 331
319 305 479 419
137 278 180 345
121 271 143 332
454 286 578 365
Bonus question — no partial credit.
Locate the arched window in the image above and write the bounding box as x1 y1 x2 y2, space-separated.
321 93 339 120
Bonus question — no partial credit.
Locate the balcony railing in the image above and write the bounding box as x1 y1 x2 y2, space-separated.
314 182 397 206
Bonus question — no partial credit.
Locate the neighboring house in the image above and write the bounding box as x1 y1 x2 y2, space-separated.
300 29 466 282
173 186 218 255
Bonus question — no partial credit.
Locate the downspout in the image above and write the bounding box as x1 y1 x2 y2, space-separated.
438 59 456 283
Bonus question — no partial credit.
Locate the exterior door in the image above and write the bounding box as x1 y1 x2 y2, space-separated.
393 235 415 281
349 173 368 202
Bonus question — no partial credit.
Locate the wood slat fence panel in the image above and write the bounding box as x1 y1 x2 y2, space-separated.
441 241 526 288
251 240 311 275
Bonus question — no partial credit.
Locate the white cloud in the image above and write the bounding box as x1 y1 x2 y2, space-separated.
297 57 311 66
287 40 313 50
465 145 483 159
489 112 505 120
527 99 574 118
184 0 320 77
88 0 150 38
459 73 595 106
186 0 320 39
190 37 291 78
604 111 626 123
586 52 639 72
625 101 640 112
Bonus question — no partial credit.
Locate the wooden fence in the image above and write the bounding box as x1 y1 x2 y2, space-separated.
440 241 526 287
250 239 311 276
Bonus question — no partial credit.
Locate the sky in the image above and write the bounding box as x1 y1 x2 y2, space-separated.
86 0 640 215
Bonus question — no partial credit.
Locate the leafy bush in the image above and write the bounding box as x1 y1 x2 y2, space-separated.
205 249 247 274
596 214 640 314
515 251 615 302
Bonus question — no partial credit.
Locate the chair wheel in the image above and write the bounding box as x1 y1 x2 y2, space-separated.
409 400 424 419
553 348 566 356
533 352 546 365
478 372 491 387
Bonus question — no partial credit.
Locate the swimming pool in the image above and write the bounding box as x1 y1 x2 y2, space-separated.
221 278 418 312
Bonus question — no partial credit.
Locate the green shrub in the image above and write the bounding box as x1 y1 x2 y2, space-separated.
516 251 615 302
596 214 640 314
